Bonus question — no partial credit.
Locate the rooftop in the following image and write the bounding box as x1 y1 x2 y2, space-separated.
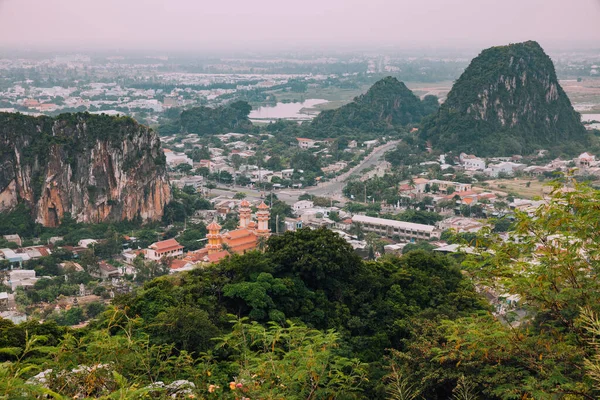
352 215 436 233
149 238 183 252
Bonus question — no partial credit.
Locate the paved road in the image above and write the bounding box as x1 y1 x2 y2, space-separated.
208 140 400 205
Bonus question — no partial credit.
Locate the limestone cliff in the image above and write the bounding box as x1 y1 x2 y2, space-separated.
420 41 586 156
0 112 170 227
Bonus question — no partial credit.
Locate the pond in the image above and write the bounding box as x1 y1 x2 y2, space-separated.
249 99 328 122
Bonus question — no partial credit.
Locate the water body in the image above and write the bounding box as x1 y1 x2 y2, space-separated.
582 114 600 122
249 99 328 122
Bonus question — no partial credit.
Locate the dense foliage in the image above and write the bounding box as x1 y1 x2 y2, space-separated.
420 41 587 156
0 228 485 399
177 101 255 135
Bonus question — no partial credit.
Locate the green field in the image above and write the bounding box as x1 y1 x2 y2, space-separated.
475 178 551 199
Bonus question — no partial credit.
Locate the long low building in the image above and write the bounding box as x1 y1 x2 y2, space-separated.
352 215 439 242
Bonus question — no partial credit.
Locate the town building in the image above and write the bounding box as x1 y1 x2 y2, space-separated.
575 152 597 169
293 200 314 212
296 138 316 149
428 179 472 193
96 261 121 280
459 153 486 170
2 234 22 247
437 217 486 233
351 215 439 242
4 270 38 291
485 162 526 177
146 238 184 261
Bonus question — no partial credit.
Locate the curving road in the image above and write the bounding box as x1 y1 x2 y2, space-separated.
209 140 400 205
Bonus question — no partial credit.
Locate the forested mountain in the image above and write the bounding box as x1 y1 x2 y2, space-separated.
420 41 586 156
172 100 254 135
6 184 600 398
309 76 438 137
0 112 170 227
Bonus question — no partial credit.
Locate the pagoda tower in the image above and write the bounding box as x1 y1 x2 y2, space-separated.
256 202 271 237
238 199 252 229
206 221 223 254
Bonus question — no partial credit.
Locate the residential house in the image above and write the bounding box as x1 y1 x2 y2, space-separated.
437 217 486 233
459 153 486 171
296 138 316 149
485 162 526 177
283 217 303 232
575 152 597 169
4 270 37 291
2 235 22 247
364 140 379 148
97 261 121 280
428 179 472 193
293 200 314 213
78 239 98 248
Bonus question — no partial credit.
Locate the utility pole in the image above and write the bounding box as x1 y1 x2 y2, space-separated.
276 214 279 234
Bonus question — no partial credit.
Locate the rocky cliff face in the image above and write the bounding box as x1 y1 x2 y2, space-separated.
420 41 586 156
0 112 170 227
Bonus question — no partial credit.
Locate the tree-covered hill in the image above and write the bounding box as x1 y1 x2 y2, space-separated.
420 41 587 156
308 76 439 137
0 228 485 399
161 100 255 135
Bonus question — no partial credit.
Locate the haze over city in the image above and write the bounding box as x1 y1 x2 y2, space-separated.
1 0 600 52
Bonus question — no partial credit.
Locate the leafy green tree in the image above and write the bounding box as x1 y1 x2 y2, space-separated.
215 317 367 399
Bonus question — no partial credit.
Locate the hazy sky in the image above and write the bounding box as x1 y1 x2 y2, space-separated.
0 0 599 52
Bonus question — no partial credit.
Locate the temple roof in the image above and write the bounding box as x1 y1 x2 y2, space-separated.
207 221 222 231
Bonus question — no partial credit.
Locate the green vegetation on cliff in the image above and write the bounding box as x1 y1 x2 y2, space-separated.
420 41 587 156
0 112 169 226
309 76 438 137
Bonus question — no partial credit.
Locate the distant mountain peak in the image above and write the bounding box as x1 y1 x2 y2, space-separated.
420 41 586 156
309 76 438 136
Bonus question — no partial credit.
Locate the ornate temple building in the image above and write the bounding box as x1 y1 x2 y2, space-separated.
203 200 271 263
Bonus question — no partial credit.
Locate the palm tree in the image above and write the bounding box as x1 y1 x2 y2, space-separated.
221 243 233 254
257 236 268 253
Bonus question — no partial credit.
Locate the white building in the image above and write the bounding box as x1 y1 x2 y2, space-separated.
437 217 486 233
5 270 38 291
296 138 316 149
485 162 526 178
293 200 314 213
351 215 439 242
164 150 193 168
146 239 184 261
78 239 98 248
364 140 379 148
460 153 486 170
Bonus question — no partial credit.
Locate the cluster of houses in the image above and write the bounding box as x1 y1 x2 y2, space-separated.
450 151 600 178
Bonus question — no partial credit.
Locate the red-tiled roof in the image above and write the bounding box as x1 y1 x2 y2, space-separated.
257 202 269 210
207 221 222 231
207 250 230 263
150 238 183 252
225 228 255 240
170 259 189 270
